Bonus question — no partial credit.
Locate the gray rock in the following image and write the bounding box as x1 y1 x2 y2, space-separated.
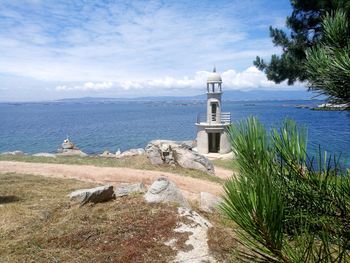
69 185 114 206
57 149 88 157
176 140 196 148
1 150 25 156
116 148 145 159
62 140 75 149
200 192 222 213
115 182 147 197
144 177 190 208
166 207 215 263
100 150 115 158
145 140 215 175
32 153 57 158
57 138 87 156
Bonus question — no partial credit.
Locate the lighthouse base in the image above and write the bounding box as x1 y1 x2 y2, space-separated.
195 124 231 154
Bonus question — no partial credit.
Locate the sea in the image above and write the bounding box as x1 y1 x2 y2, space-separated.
1 99 349 165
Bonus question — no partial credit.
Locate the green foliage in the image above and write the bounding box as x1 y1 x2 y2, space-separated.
221 117 350 262
254 0 350 102
306 10 350 103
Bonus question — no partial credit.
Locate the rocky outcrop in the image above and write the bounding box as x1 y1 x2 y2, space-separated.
200 192 222 213
62 140 75 150
144 177 190 208
69 185 114 206
32 153 57 158
165 207 215 263
115 182 147 197
145 140 214 175
116 148 145 159
1 150 25 156
57 138 87 157
99 150 115 158
57 150 88 157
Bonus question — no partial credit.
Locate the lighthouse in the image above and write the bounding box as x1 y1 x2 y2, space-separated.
195 67 231 154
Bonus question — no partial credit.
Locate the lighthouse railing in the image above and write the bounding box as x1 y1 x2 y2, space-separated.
221 112 231 123
196 112 231 124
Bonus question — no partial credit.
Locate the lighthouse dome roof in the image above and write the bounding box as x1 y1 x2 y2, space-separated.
207 67 222 83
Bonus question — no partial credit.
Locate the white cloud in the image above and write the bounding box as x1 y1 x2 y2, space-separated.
56 81 113 91
0 1 286 83
0 0 297 100
55 67 301 93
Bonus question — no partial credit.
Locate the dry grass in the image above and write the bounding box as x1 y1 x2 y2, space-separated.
0 173 239 263
189 201 246 263
0 173 180 263
0 155 224 184
211 158 239 171
206 213 246 263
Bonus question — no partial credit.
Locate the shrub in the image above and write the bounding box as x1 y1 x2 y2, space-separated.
221 116 350 262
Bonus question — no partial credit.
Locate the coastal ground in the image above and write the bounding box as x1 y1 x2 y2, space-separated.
0 155 239 262
0 155 234 201
0 160 232 201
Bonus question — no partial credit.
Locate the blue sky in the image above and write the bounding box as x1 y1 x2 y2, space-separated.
0 0 304 101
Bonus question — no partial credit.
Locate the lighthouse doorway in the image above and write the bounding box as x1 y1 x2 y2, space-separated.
208 132 220 153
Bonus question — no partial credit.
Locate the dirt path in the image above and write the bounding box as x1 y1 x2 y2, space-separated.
0 161 231 201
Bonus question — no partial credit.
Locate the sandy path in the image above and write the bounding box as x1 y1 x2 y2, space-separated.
0 161 232 201
215 167 234 179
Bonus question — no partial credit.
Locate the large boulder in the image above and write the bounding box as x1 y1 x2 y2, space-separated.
145 140 214 175
116 148 145 159
144 177 190 208
69 185 114 206
115 182 147 197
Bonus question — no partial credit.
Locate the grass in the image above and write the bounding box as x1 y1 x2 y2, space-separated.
0 173 239 262
212 158 239 171
0 154 224 184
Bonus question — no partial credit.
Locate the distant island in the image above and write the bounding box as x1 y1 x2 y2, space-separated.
53 90 323 103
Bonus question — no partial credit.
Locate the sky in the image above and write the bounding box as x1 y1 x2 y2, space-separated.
0 0 305 101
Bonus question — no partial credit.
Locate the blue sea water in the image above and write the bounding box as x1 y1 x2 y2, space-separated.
0 100 349 165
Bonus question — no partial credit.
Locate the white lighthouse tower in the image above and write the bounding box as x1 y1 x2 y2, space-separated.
195 67 231 154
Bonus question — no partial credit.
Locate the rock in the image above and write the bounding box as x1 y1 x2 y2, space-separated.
1 150 25 156
144 177 189 208
100 150 115 158
145 140 215 175
57 149 88 157
115 182 147 197
57 138 87 156
62 139 75 149
115 148 145 159
200 192 222 213
32 153 57 158
165 207 215 263
69 185 114 206
177 140 196 148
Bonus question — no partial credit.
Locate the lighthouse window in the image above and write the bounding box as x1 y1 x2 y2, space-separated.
211 103 217 121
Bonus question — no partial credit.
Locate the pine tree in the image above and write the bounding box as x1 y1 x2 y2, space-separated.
306 10 350 103
254 1 350 91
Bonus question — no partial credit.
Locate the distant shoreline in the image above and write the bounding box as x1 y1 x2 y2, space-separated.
0 98 324 104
